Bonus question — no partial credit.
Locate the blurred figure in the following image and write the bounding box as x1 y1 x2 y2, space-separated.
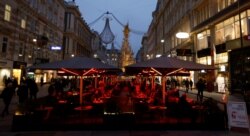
27 78 39 100
1 82 15 117
185 79 190 93
92 89 103 103
196 78 205 102
40 76 44 86
189 79 193 91
17 80 29 104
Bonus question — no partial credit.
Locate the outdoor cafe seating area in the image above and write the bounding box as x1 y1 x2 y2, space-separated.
11 78 227 131
11 56 226 131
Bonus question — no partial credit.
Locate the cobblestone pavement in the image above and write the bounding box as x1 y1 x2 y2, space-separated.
0 84 249 135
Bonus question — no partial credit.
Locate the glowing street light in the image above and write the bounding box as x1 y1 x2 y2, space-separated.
176 32 189 39
32 38 37 42
161 39 165 55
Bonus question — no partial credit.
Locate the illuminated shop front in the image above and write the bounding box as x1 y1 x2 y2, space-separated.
215 53 229 93
214 9 250 93
195 9 250 93
33 69 56 83
12 61 27 85
0 68 11 87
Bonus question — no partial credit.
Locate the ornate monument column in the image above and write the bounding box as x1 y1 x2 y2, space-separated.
120 24 135 71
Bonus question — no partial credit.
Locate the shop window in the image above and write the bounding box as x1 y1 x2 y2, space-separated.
216 52 228 64
215 29 225 44
235 21 240 38
224 24 235 41
197 30 210 50
241 18 248 36
197 56 211 65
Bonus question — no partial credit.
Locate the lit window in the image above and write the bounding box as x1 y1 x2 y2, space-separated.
4 4 11 21
21 19 26 29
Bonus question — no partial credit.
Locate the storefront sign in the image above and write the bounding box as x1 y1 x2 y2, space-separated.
227 101 249 130
50 45 62 50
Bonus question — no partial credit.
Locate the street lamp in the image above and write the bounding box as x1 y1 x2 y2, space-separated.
161 39 165 55
32 38 37 42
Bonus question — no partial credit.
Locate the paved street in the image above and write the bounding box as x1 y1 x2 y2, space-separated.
0 84 249 135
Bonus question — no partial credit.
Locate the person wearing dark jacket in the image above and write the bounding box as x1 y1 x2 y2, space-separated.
27 78 38 100
17 81 29 104
196 78 205 102
0 82 15 117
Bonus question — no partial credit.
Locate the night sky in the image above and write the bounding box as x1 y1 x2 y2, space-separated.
75 0 157 55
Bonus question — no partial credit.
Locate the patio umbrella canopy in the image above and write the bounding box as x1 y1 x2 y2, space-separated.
125 56 215 106
28 56 121 105
28 56 121 73
125 56 214 75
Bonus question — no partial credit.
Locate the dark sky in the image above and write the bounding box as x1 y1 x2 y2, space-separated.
75 0 157 55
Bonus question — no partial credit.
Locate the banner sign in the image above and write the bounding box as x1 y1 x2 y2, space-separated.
227 101 249 130
50 45 62 50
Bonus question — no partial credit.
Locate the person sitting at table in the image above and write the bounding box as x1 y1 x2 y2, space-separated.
103 85 112 98
178 93 195 122
132 84 147 99
98 81 105 94
91 89 103 103
147 89 156 105
44 85 57 107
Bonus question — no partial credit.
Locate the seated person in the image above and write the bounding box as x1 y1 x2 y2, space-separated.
92 89 103 103
44 85 57 107
178 93 194 119
103 88 112 98
132 88 147 99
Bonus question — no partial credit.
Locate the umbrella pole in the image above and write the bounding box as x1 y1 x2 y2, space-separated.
95 76 98 88
151 76 155 90
80 76 83 105
162 76 166 105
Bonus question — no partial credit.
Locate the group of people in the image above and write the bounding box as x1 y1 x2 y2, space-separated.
183 79 193 93
0 76 38 117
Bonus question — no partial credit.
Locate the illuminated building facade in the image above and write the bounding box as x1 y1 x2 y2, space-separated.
0 0 65 85
145 0 250 93
63 1 92 59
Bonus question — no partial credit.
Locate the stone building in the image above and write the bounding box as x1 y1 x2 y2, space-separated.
63 0 92 59
145 0 250 93
0 0 65 85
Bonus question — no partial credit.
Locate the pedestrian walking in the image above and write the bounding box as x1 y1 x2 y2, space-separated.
40 76 44 86
0 82 15 117
185 79 189 93
196 78 205 103
27 78 38 100
17 80 29 104
189 79 193 91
